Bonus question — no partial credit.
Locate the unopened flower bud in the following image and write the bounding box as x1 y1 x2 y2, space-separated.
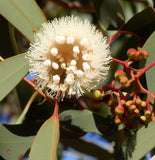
134 108 139 116
135 51 143 60
93 89 105 100
93 90 102 100
123 82 130 88
141 101 147 108
142 50 149 59
120 99 126 106
140 115 146 122
135 98 142 106
120 76 128 85
129 104 136 112
145 110 151 118
125 100 133 108
115 105 124 116
127 48 136 60
114 70 126 81
114 116 122 125
108 97 114 106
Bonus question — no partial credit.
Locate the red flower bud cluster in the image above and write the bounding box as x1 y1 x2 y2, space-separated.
127 48 148 61
92 48 155 130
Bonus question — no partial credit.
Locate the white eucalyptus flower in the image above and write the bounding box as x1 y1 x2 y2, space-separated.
27 16 111 100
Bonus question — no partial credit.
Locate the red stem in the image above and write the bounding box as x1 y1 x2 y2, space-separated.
53 101 59 119
135 61 155 79
23 77 55 103
108 30 146 45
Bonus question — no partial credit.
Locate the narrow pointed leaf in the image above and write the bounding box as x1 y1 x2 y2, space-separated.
29 116 59 160
0 124 34 160
59 110 101 134
0 0 47 41
0 53 29 101
143 31 155 95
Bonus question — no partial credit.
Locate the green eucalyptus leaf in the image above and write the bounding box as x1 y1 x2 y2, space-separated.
0 0 47 41
29 116 59 160
92 0 125 30
121 7 155 39
0 53 29 101
59 110 101 134
61 138 115 160
143 31 155 96
0 124 34 160
122 121 155 160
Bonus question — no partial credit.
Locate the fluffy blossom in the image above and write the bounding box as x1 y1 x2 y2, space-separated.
27 16 111 100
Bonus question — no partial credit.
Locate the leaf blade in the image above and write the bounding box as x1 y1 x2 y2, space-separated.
0 53 29 101
0 0 47 41
123 121 155 160
29 116 59 160
0 124 34 160
143 31 155 95
59 110 101 134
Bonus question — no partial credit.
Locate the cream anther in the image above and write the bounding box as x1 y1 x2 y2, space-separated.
83 62 90 71
71 60 77 66
82 54 90 61
73 46 80 54
43 59 51 67
61 63 66 69
50 48 58 56
65 77 74 85
76 70 84 78
79 38 88 46
56 36 65 44
67 36 75 44
52 62 59 70
53 75 60 84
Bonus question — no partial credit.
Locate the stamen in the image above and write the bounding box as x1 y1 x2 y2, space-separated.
82 54 90 61
79 38 88 46
65 77 74 85
67 36 75 44
50 48 58 56
83 62 90 71
52 62 59 70
56 36 65 44
71 60 77 66
61 63 66 69
53 75 60 84
43 59 51 67
73 46 80 54
67 74 74 79
76 70 84 78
